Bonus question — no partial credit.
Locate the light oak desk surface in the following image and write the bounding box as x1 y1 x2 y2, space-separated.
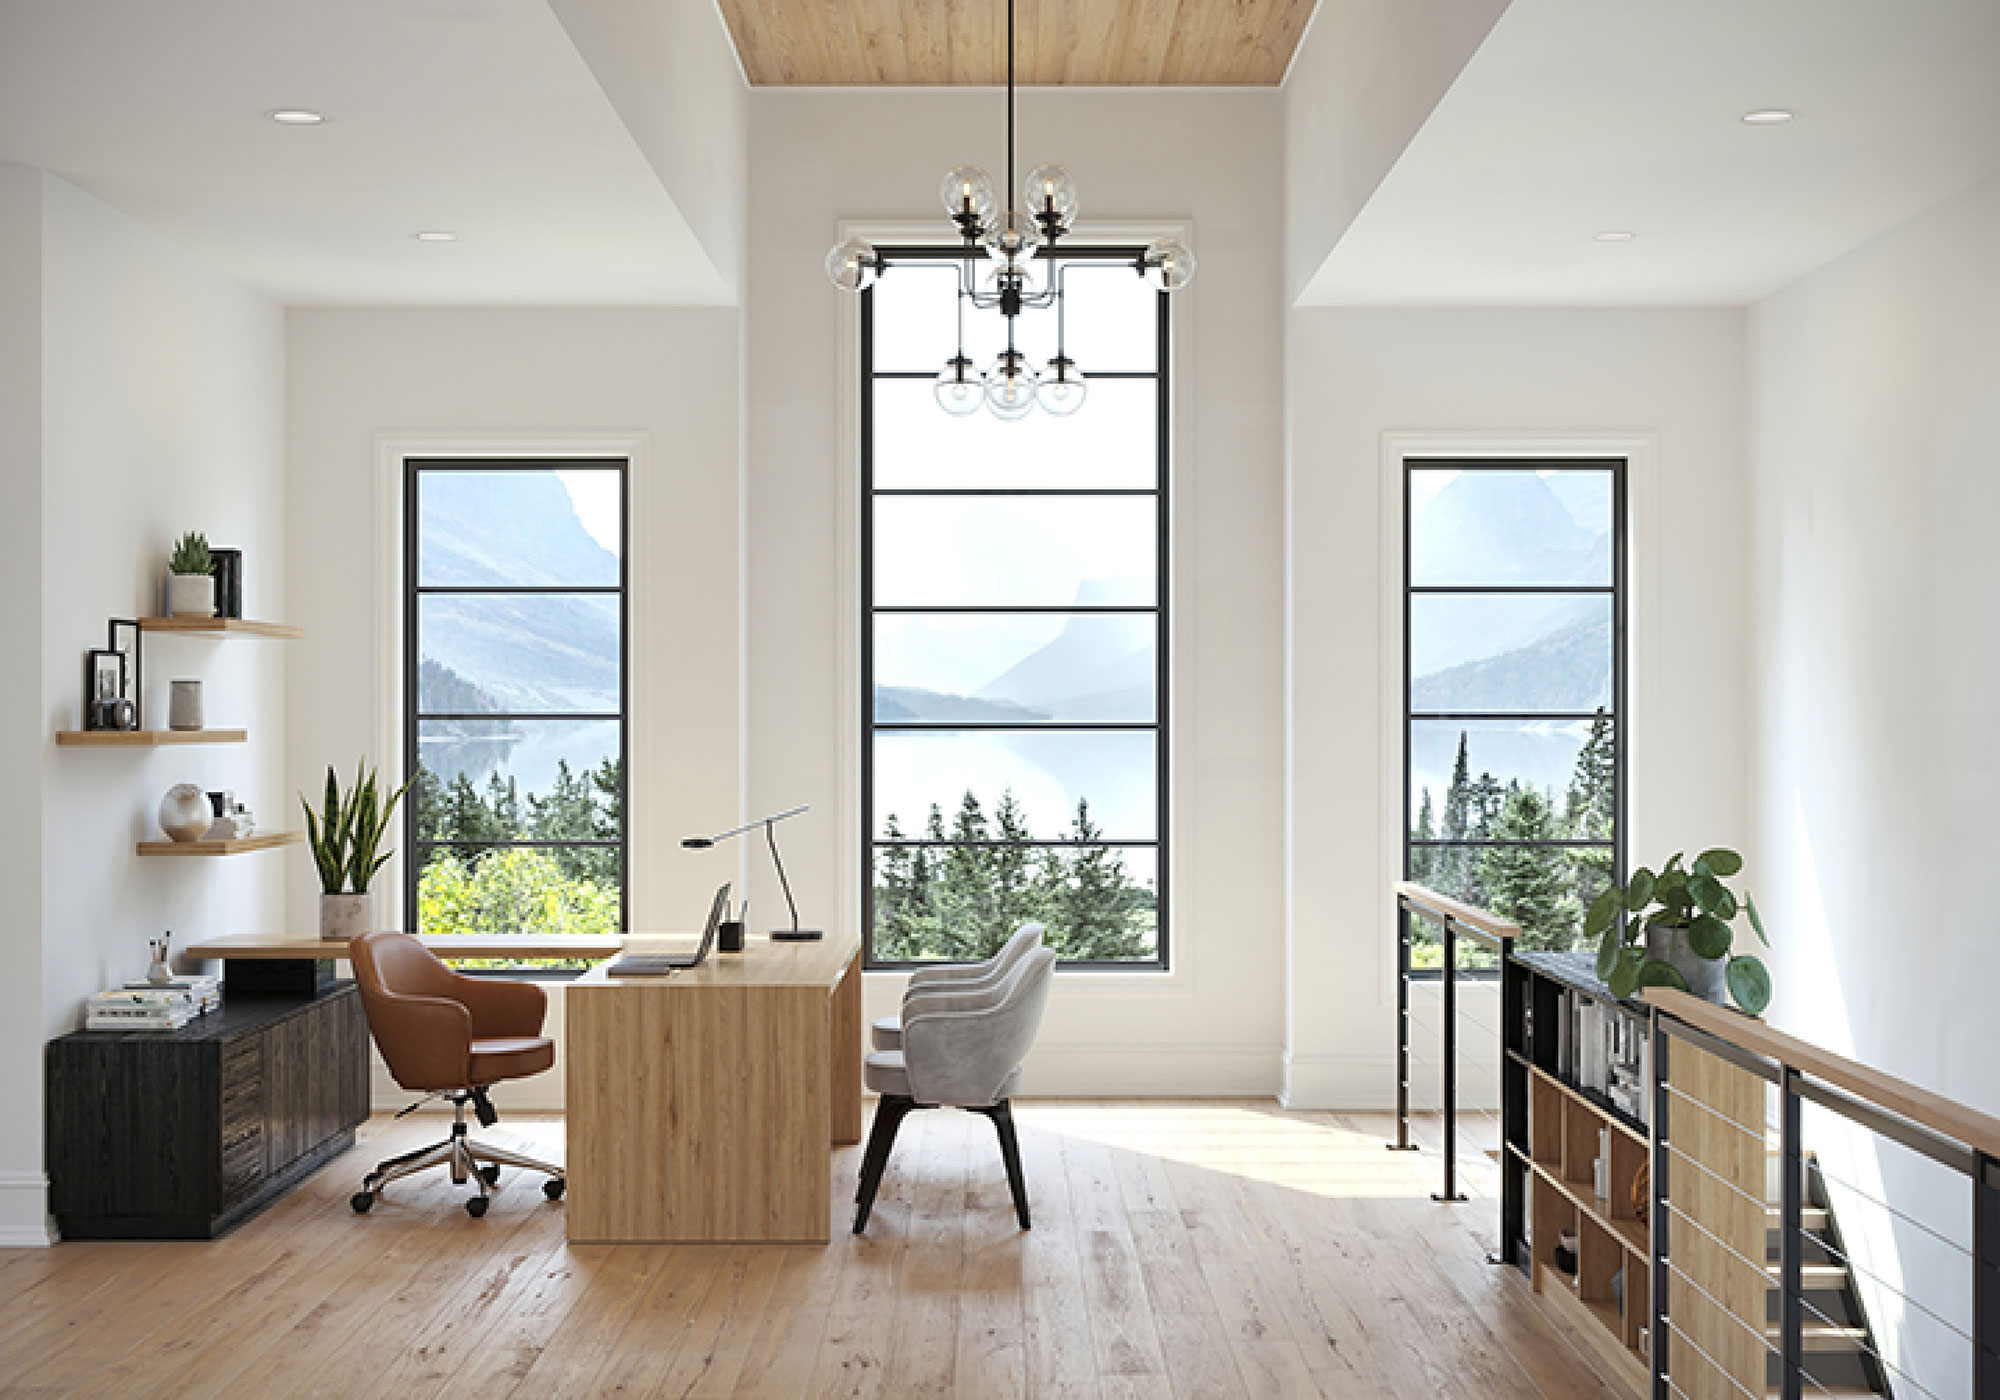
564 930 864 1244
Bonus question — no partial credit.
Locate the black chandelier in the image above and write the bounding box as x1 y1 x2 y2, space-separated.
824 0 1195 420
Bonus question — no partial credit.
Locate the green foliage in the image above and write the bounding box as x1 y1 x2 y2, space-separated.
418 848 619 939
1587 846 1772 1014
300 761 410 894
169 531 212 575
872 789 1156 963
1477 785 1582 952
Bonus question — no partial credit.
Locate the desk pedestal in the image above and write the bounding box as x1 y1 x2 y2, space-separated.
565 935 862 1243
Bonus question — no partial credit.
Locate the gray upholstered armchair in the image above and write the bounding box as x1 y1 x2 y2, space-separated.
871 921 1045 1052
855 944 1057 1233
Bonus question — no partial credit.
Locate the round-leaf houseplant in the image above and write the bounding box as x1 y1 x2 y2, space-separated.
167 531 215 618
302 761 410 940
1585 847 1771 1015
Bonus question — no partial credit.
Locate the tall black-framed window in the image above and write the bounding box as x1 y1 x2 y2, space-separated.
1403 458 1626 967
403 458 629 941
862 246 1169 969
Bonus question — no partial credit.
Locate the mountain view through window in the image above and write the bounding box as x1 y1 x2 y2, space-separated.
864 250 1166 967
1404 462 1624 965
405 462 627 946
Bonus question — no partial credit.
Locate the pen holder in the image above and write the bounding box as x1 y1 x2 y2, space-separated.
718 919 745 954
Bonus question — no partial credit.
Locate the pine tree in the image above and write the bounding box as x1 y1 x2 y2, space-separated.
1564 710 1616 903
1478 786 1583 951
1409 788 1437 886
1044 799 1151 961
410 764 445 847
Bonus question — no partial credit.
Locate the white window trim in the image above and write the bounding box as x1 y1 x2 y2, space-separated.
370 431 654 932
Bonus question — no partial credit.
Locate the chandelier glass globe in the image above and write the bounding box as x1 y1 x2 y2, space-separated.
1141 236 1196 292
824 237 880 292
938 165 998 230
985 352 1039 420
982 210 1044 265
935 356 984 415
1022 163 1079 231
1038 356 1087 415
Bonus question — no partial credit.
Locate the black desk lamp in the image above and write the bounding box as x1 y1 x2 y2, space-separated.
682 804 820 941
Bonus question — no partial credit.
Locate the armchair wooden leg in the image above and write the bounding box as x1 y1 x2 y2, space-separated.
854 1094 916 1234
976 1099 1031 1230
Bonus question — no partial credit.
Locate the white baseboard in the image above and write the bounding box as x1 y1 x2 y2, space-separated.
0 1172 53 1247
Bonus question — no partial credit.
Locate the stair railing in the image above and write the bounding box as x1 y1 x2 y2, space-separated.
1392 881 1520 1202
1645 986 2000 1400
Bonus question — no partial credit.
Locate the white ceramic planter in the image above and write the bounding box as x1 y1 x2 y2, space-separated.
167 571 215 618
320 893 370 942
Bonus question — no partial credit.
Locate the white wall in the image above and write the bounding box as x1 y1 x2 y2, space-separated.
747 88 1290 1094
284 306 744 1109
1284 306 1750 1106
0 164 48 1244
1746 163 2000 1400
1283 0 1509 303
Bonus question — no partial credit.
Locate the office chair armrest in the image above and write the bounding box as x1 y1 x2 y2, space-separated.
449 973 547 1040
370 991 473 1090
906 962 992 990
901 977 1009 1019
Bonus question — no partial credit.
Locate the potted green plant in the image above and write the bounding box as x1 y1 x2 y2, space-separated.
167 531 215 618
302 762 411 941
1586 847 1772 1015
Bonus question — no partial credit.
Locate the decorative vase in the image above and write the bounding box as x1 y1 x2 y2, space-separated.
158 783 213 842
167 571 215 618
1645 922 1728 1003
168 679 204 731
320 893 369 942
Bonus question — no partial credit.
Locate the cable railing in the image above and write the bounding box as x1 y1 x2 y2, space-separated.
1644 987 2000 1400
1392 881 1519 1202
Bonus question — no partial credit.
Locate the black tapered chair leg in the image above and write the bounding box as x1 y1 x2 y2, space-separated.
854 1095 915 1234
979 1100 1032 1230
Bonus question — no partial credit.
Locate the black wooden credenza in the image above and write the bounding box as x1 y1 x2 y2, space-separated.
46 984 369 1239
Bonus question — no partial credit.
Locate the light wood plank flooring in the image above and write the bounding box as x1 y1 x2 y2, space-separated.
0 1101 1623 1398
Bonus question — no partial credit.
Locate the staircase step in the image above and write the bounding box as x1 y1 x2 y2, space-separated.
1765 1323 1870 1351
1764 1204 1831 1231
1762 1262 1849 1286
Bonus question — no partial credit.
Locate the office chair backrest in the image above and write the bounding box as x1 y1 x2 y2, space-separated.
902 945 1058 1108
351 931 475 1093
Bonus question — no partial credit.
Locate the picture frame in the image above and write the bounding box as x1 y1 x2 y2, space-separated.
83 649 127 731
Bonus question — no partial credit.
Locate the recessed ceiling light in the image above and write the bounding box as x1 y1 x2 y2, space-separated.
1594 231 1636 243
1741 109 1795 125
265 109 326 125
413 230 459 242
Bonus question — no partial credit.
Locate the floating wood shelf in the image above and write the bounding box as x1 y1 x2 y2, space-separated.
57 728 249 747
137 831 303 857
138 617 304 640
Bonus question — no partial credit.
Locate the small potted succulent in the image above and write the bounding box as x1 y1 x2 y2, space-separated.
303 762 410 941
167 531 216 618
1586 847 1771 1015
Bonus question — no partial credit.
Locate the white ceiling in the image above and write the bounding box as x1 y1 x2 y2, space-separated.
1302 0 2000 306
0 0 730 305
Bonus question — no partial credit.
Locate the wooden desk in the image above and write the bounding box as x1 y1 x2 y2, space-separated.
563 931 863 1244
185 933 625 995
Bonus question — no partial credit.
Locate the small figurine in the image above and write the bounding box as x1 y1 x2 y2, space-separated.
147 932 173 987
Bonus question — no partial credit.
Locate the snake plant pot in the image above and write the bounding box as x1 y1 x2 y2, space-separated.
1645 922 1727 1003
319 893 369 942
167 571 215 618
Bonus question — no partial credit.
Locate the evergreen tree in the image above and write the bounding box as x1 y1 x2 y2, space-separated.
1043 799 1153 961
1478 786 1583 951
1409 788 1437 886
485 772 522 838
410 764 446 847
1563 710 1616 902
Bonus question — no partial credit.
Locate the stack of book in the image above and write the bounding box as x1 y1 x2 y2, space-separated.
86 976 220 1031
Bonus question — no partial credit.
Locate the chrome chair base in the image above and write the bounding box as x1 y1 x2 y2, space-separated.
350 1091 564 1218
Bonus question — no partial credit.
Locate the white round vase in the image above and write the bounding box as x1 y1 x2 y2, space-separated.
320 893 369 942
158 783 213 842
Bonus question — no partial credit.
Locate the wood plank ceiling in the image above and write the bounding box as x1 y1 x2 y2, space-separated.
716 0 1317 86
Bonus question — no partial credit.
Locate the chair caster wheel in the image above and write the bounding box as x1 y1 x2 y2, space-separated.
543 1177 566 1201
350 1192 374 1214
466 1196 489 1218
480 1165 501 1186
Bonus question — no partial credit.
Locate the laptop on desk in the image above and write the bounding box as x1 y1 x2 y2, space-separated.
607 883 730 975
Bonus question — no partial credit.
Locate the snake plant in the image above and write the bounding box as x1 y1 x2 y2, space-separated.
301 761 411 894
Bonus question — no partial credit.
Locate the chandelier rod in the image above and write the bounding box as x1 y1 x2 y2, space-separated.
1006 0 1015 221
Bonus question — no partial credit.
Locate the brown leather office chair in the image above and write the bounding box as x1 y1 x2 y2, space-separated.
347 931 566 1218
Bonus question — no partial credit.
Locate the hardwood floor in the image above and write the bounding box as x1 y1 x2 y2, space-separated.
0 1101 1623 1399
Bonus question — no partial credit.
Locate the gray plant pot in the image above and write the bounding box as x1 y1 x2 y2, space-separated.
320 893 370 942
1645 922 1726 1003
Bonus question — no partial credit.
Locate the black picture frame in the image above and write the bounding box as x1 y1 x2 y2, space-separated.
83 649 125 731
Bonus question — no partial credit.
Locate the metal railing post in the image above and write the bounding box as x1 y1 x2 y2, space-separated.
1979 1152 2000 1400
1433 916 1464 1202
1391 898 1416 1153
1779 1067 1803 1400
1650 1014 1670 1399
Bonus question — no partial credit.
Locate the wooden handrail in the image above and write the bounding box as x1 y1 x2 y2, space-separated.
1645 986 2000 1160
1393 881 1522 944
